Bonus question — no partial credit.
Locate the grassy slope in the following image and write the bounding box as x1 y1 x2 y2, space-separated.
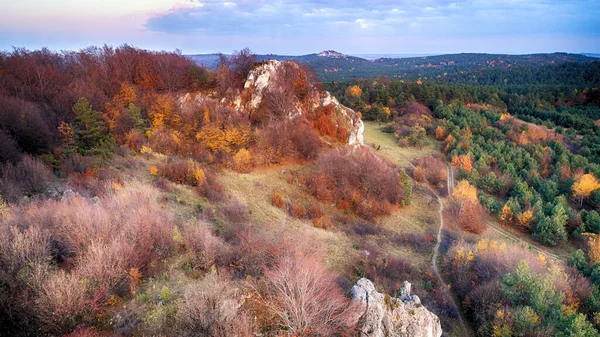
362 121 437 167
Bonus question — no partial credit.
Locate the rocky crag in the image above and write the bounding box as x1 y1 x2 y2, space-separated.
351 278 442 337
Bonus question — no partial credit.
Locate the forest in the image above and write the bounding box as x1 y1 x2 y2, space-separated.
325 61 600 335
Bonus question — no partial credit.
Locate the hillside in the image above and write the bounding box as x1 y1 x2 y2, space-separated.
2 45 600 337
188 50 599 82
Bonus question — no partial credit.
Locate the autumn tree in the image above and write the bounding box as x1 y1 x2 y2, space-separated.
435 125 445 140
452 180 478 215
573 173 600 207
451 153 473 174
452 180 486 233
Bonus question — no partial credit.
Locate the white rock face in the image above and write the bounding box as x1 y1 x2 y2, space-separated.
351 278 442 337
179 60 364 146
321 92 364 146
243 60 281 110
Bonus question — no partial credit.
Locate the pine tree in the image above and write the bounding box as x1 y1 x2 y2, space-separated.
72 97 115 161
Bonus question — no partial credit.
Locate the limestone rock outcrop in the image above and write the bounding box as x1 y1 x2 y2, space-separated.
240 60 364 146
351 278 442 337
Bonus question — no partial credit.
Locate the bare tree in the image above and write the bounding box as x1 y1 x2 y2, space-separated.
255 249 357 335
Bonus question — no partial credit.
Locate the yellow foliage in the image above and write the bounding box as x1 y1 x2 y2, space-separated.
202 105 211 125
140 145 153 154
499 113 511 121
172 226 184 245
346 85 362 98
517 210 534 228
416 79 423 85
150 166 158 176
435 125 445 140
383 107 391 119
466 250 474 261
196 125 226 152
224 125 251 152
475 239 489 251
538 252 547 265
452 180 478 203
499 204 514 225
233 148 253 173
573 173 600 201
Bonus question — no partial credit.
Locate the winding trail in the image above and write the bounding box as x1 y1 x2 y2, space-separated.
410 163 472 337
446 166 566 263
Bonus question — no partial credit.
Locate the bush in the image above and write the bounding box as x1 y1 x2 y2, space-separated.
0 183 178 335
36 270 91 335
177 274 253 337
221 200 249 224
270 192 285 208
304 147 407 219
183 221 229 271
252 246 358 335
290 202 308 219
0 155 53 202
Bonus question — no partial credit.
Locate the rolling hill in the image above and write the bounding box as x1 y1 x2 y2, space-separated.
188 50 599 82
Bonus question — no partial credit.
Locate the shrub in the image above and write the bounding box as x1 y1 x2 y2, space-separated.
270 191 285 208
253 247 358 335
182 221 229 271
233 148 253 172
177 274 253 337
290 202 308 219
0 155 53 201
304 147 407 218
221 200 249 224
36 270 91 335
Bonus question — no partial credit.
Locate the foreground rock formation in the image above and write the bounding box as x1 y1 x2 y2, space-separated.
351 278 442 337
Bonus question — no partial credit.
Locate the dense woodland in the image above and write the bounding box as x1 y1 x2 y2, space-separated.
1 45 600 336
325 61 600 335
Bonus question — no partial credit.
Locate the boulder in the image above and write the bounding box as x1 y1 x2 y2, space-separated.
351 278 442 337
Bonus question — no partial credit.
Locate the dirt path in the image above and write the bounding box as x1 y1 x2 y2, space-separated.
410 163 472 337
445 165 566 263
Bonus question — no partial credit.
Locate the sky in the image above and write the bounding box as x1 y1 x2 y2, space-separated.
0 0 599 55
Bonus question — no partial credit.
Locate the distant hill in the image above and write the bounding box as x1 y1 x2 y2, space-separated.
187 51 599 82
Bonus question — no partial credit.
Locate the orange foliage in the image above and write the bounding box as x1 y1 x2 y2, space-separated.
271 192 285 208
435 125 445 140
149 94 178 128
451 153 473 174
290 203 308 219
517 210 534 228
413 166 426 183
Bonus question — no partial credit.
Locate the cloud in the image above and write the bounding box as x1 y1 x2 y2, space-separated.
1 0 599 54
145 0 599 40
